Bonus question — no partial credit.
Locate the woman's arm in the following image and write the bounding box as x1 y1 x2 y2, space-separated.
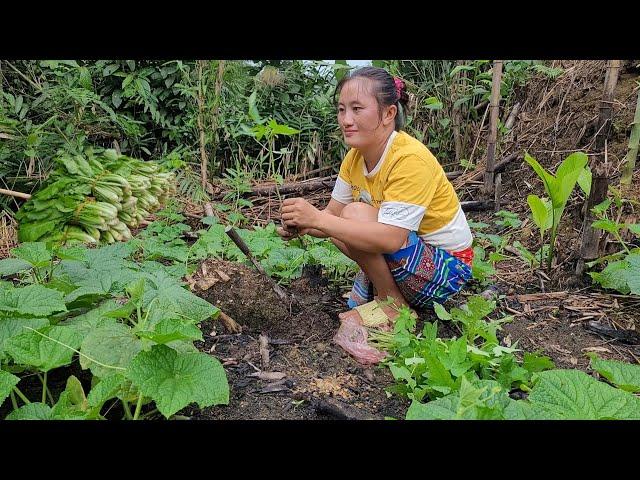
281 198 408 254
314 212 408 253
277 198 346 239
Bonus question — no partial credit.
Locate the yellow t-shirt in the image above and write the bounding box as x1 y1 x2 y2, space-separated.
331 130 473 252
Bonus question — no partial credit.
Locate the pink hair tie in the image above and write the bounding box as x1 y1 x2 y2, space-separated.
393 77 405 102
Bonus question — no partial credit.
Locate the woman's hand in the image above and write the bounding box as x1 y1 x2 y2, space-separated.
276 225 299 241
281 198 322 230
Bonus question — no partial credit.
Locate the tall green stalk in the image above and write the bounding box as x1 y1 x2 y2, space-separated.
621 85 640 185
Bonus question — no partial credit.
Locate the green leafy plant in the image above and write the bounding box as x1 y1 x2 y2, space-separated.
0 238 228 420
494 210 522 229
588 194 640 295
369 296 552 405
406 368 640 420
524 151 589 270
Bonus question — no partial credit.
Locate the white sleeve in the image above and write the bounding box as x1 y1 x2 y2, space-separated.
378 201 425 231
331 176 353 205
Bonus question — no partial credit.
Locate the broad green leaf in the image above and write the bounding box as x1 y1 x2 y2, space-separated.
496 354 530 388
137 318 203 344
126 345 229 418
526 369 640 419
555 152 588 207
269 123 301 136
11 242 52 267
433 302 452 321
451 295 496 327
143 271 219 327
556 152 589 180
623 254 640 295
5 325 82 372
589 355 640 393
87 374 126 409
5 402 53 420
17 220 60 243
55 246 88 262
0 316 49 360
0 369 20 406
522 352 555 373
142 238 189 263
468 220 490 230
64 269 134 303
388 364 416 388
61 299 122 337
577 165 592 196
248 90 262 124
0 284 66 317
503 400 552 420
423 96 443 110
164 339 198 354
457 376 487 413
51 375 93 420
589 260 631 294
139 260 187 280
81 242 138 273
441 336 472 377
80 323 142 378
78 67 93 90
628 224 640 237
591 198 612 215
406 379 509 420
406 396 459 420
524 153 556 197
0 258 33 277
592 219 623 235
527 195 552 232
424 354 455 395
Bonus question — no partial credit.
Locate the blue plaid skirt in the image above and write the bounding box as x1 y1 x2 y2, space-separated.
347 231 472 310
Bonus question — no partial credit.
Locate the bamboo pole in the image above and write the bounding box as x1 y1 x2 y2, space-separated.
483 60 503 196
621 85 640 185
577 60 622 275
196 60 209 190
0 188 31 200
451 60 465 163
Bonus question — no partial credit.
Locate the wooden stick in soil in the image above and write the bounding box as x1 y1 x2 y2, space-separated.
577 60 622 275
219 310 242 333
224 225 294 305
311 396 382 420
483 60 503 197
621 85 640 185
258 334 270 369
504 102 521 130
494 173 502 212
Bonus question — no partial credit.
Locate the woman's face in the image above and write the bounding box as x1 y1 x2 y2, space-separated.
337 78 391 149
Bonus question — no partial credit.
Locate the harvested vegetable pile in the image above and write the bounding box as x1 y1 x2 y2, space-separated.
15 149 175 245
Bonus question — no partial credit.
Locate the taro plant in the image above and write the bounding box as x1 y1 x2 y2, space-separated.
524 151 589 271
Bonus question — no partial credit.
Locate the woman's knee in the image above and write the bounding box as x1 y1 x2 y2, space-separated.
340 202 379 221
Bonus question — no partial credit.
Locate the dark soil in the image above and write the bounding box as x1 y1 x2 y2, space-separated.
181 259 410 420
